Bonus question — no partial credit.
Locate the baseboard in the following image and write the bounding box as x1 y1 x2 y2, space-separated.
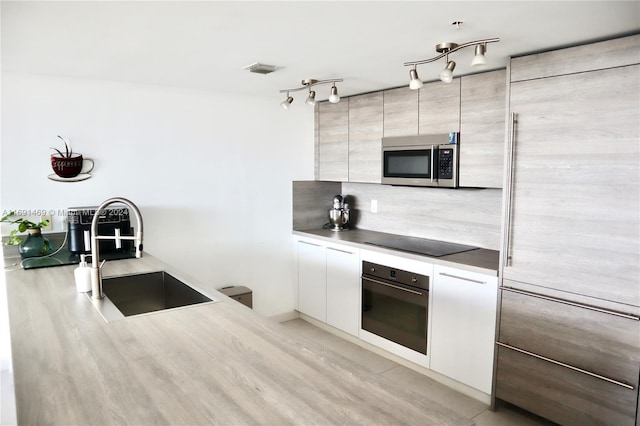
267 310 300 323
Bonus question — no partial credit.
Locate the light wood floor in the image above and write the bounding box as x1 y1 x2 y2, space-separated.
279 318 554 426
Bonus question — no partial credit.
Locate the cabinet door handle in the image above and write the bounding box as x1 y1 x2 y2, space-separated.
503 112 518 268
496 342 635 390
501 287 640 321
298 240 321 247
439 272 486 285
327 247 354 255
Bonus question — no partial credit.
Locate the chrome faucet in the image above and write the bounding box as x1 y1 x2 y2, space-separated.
90 197 144 299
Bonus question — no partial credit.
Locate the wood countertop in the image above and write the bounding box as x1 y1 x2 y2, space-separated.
293 228 500 276
4 252 473 425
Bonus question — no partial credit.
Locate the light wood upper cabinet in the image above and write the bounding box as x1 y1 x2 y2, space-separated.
459 70 506 188
317 101 349 182
418 79 460 134
383 86 418 136
348 92 383 183
510 34 640 82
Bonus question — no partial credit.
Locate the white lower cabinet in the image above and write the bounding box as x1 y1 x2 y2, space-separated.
297 238 327 322
296 237 360 336
429 265 498 393
296 235 499 395
325 244 360 336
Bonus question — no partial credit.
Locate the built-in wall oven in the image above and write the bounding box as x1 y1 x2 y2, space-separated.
361 261 430 354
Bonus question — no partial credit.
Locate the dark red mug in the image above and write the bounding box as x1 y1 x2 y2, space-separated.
51 154 94 178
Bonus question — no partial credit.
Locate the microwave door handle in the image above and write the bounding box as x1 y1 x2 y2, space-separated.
430 146 435 183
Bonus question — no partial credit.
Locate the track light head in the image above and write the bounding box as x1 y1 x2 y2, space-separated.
305 90 316 106
409 67 423 90
329 85 340 103
440 61 456 83
280 95 294 110
471 44 487 67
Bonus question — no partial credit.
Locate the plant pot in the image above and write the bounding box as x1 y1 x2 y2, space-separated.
19 229 53 258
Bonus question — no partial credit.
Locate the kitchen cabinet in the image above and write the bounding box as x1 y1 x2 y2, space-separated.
497 34 640 425
317 101 349 181
459 70 506 188
496 287 640 426
383 86 418 136
296 236 360 336
348 92 383 183
325 244 360 336
297 238 326 321
504 63 639 306
430 265 498 393
316 73 506 188
418 78 460 134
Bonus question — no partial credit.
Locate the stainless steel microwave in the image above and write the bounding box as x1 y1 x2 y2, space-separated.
381 133 459 188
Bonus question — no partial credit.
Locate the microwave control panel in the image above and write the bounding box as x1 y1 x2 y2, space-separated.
438 148 454 179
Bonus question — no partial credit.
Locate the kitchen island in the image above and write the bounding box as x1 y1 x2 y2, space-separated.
4 252 473 425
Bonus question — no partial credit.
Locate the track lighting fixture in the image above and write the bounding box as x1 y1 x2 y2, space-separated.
471 44 487 67
328 85 340 104
279 78 343 109
409 66 423 90
280 93 293 110
440 58 456 83
404 38 499 88
305 90 316 106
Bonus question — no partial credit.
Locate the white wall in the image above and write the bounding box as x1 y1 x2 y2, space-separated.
1 72 314 317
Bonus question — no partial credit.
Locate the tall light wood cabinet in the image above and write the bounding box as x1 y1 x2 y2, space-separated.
348 92 383 183
504 64 639 306
383 86 418 136
418 79 460 134
496 34 640 426
317 101 349 181
459 70 506 188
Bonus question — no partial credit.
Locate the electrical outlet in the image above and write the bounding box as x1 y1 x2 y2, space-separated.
40 215 53 231
371 199 378 213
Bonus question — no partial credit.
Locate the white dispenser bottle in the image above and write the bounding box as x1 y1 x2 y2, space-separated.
74 254 92 292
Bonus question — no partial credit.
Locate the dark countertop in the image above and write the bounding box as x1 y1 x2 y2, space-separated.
293 228 500 275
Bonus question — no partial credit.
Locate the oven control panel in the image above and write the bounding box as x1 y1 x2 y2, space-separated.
362 261 429 291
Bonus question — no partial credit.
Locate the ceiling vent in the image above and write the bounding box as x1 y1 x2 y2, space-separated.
242 62 280 74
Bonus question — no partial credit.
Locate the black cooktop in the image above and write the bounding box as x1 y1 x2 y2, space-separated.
364 235 478 258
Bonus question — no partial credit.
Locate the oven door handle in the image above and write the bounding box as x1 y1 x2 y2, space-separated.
362 276 425 296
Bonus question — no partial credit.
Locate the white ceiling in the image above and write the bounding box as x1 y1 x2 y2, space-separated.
2 1 639 103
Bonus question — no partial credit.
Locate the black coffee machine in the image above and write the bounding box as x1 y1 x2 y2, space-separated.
67 206 133 254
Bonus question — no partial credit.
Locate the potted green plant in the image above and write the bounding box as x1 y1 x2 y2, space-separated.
1 212 53 258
